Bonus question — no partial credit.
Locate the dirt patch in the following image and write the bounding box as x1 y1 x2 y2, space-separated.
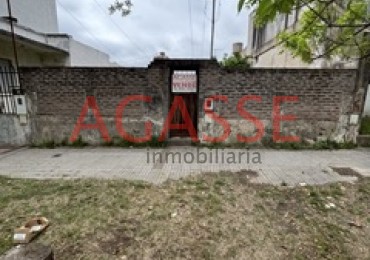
234 170 259 184
98 230 134 255
216 170 258 185
331 167 363 178
97 219 139 256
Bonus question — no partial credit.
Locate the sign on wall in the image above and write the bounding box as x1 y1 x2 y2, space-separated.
171 70 197 93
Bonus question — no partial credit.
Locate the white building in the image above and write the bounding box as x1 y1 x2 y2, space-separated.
245 10 357 69
0 0 117 68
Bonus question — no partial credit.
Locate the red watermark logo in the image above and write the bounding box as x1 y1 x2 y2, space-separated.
69 95 299 144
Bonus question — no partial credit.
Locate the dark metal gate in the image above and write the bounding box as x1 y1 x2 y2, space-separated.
169 69 198 138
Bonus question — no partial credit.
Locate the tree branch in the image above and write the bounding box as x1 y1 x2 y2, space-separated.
312 24 370 60
300 0 370 28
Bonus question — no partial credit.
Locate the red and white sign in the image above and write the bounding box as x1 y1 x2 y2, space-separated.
172 71 197 93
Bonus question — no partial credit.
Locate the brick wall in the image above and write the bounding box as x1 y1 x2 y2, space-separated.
219 69 353 120
197 68 358 143
19 60 361 145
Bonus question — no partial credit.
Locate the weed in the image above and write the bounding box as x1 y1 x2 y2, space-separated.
308 189 326 211
69 136 88 148
193 138 357 150
313 140 357 150
31 140 57 149
113 136 167 148
31 136 167 149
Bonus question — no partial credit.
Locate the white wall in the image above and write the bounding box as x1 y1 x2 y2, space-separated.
0 36 116 67
0 115 31 146
246 13 254 57
0 0 58 33
68 40 117 67
0 40 42 66
0 38 67 67
364 85 370 117
251 43 311 68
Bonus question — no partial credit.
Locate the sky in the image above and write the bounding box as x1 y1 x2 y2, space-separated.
56 0 250 67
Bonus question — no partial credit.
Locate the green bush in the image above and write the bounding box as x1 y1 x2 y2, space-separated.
220 53 251 70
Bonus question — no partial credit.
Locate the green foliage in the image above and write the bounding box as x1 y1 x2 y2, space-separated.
32 136 167 149
239 0 297 26
31 140 58 149
31 136 88 148
312 140 357 150
263 139 357 150
104 136 167 148
360 117 370 135
70 136 89 148
193 137 357 150
220 53 251 70
239 0 370 62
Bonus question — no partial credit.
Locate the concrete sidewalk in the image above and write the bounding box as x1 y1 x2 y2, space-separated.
0 147 369 185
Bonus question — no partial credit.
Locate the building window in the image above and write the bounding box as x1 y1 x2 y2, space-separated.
252 27 257 49
252 25 266 50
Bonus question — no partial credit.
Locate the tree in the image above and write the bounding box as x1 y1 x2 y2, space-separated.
220 53 251 70
238 0 370 63
109 0 133 16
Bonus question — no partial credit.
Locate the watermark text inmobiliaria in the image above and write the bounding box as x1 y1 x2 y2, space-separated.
146 148 262 165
